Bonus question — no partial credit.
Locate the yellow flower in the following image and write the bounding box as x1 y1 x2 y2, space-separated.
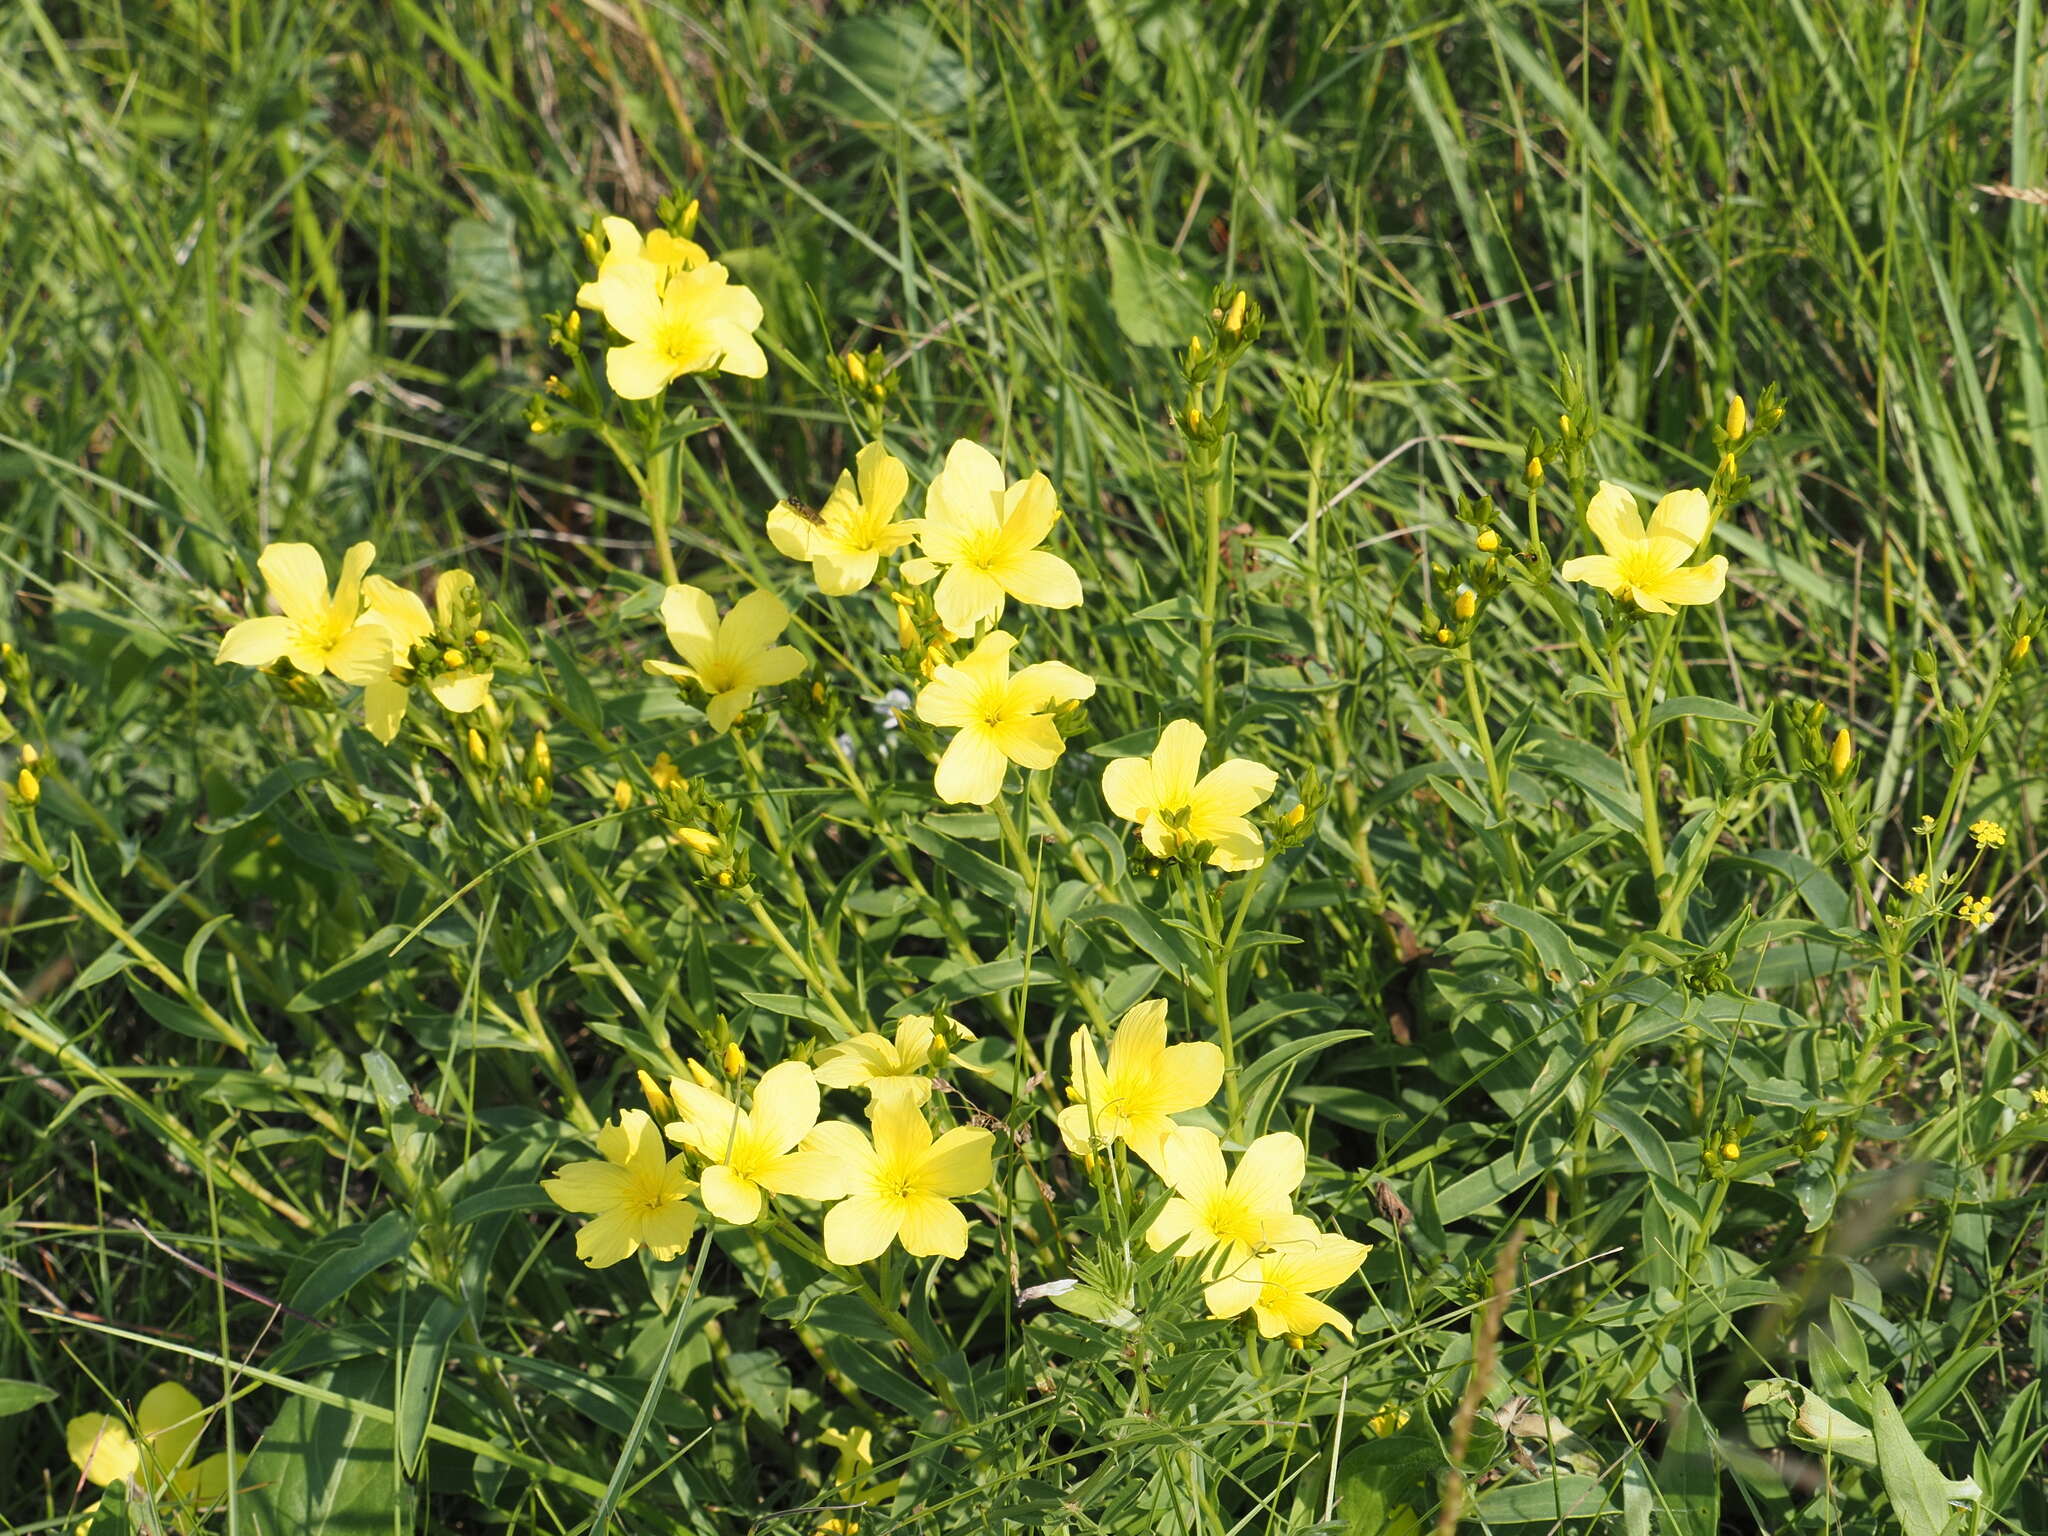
1100 720 1278 871
1145 1127 1305 1275
67 1382 236 1507
767 443 918 595
576 215 706 310
592 262 767 397
1203 1215 1371 1339
1559 482 1726 614
646 585 806 733
1969 818 2007 850
813 1014 975 1108
1056 998 1222 1170
1367 1405 1412 1438
806 1097 994 1265
1475 528 1500 553
541 1107 700 1267
913 630 1095 804
662 1062 849 1225
900 440 1082 634
357 570 496 743
649 752 683 791
1901 872 1929 896
1958 894 1995 929
215 542 393 684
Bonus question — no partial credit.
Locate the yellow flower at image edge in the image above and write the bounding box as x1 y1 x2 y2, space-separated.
1560 481 1727 614
1057 997 1222 1169
542 1107 700 1267
214 542 392 683
1202 1215 1371 1339
664 1061 849 1224
594 263 767 397
767 442 918 595
807 1097 995 1265
1146 1127 1305 1275
357 569 496 743
1101 718 1278 870
68 1381 236 1507
900 439 1082 635
914 630 1095 805
647 585 806 733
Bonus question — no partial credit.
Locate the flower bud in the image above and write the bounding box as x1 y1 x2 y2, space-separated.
2010 633 2033 665
1828 727 1853 780
721 1041 745 1078
467 728 488 765
442 648 466 669
1434 626 1453 645
531 731 551 777
674 826 719 856
843 351 867 387
1224 289 1248 336
684 1058 717 1089
15 766 38 805
612 779 634 812
1282 803 1306 829
1525 455 1544 487
19 743 37 768
891 591 919 651
638 1069 673 1121
1476 528 1500 553
650 752 682 792
1724 394 1747 441
1452 588 1477 621
1719 1140 1741 1163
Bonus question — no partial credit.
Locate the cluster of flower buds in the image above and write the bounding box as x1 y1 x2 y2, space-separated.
642 751 747 893
831 345 899 419
1700 1115 1754 1180
1423 495 1513 647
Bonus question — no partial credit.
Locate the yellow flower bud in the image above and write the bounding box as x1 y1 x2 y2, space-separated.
1453 588 1477 621
15 766 39 805
637 1069 673 1121
1476 528 1501 553
811 681 827 706
1719 1141 1741 1163
19 743 37 767
721 1041 745 1078
674 826 719 856
685 1058 717 1089
1828 727 1853 779
1282 803 1306 829
1558 413 1570 435
715 869 734 888
649 752 681 792
1434 626 1453 645
467 727 488 764
472 630 496 648
564 310 582 343
442 647 466 669
844 351 867 386
2011 633 2033 664
1724 395 1747 441
612 779 634 812
1224 290 1247 335
532 731 551 777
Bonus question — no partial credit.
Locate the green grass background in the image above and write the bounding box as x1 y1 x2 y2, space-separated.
4 0 2047 1531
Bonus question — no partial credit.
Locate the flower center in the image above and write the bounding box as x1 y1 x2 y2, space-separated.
654 317 704 365
1201 1193 1262 1248
700 659 740 693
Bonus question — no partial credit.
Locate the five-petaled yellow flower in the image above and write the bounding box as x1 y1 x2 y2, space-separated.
1146 1127 1304 1276
1057 998 1222 1170
914 630 1095 804
900 440 1082 635
358 569 496 743
813 1014 975 1108
1202 1214 1371 1339
592 262 767 398
767 443 918 595
1560 482 1726 614
1101 719 1278 871
805 1096 994 1265
215 542 392 684
542 1107 700 1268
663 1061 847 1225
67 1380 236 1513
577 215 706 311
646 585 806 733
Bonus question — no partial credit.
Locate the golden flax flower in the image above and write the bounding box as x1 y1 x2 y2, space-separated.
358 569 496 742
767 443 918 595
576 215 706 311
1145 1127 1304 1276
67 1381 236 1521
662 1061 848 1225
1100 719 1278 871
1056 998 1222 1170
214 542 392 684
813 1014 975 1108
899 440 1082 634
541 1107 700 1268
591 261 766 397
805 1097 994 1264
1559 482 1726 614
1201 1214 1371 1339
645 585 806 734
913 630 1094 804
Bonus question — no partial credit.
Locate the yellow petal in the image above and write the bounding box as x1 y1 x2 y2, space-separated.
1007 659 1096 710
990 548 1081 609
637 1199 699 1259
1230 1132 1306 1217
1646 488 1710 550
932 563 1010 635
734 646 806 692
363 678 410 743
767 502 819 562
1159 1127 1227 1205
325 624 395 687
257 543 329 625
699 1163 765 1225
854 441 908 518
429 672 493 714
758 1145 854 1202
177 1450 236 1503
1144 1196 1200 1255
705 688 753 733
917 1126 994 1198
748 1061 821 1155
988 713 1065 771
605 339 676 399
1558 554 1625 594
1584 482 1645 555
934 726 1010 804
811 548 881 595
67 1414 140 1486
1105 998 1169 1083
824 1192 900 1265
801 1119 877 1174
1191 757 1278 820
541 1158 636 1213
573 1207 642 1267
215 615 294 668
718 588 792 660
1100 755 1157 824
1151 720 1207 805
1148 1040 1224 1116
1255 1292 1352 1339
137 1382 206 1473
333 542 377 615
1645 554 1728 608
869 1094 932 1169
1203 1268 1263 1321
995 470 1060 549
915 666 980 728
361 575 433 648
660 585 720 670
925 440 1007 532
593 271 663 341
896 1194 970 1258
